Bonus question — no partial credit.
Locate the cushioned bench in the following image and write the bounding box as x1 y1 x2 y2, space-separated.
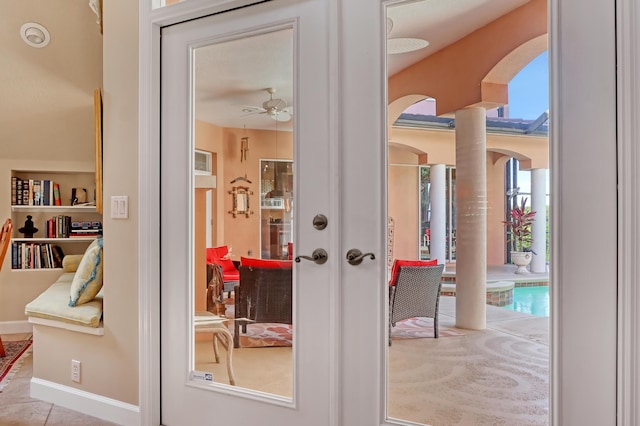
25 238 105 335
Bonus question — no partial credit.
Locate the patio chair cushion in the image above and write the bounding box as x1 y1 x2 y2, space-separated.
206 245 229 263
240 257 292 269
390 259 437 286
213 257 237 273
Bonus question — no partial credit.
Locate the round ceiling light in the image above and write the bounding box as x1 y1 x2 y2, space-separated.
387 37 429 55
20 23 50 48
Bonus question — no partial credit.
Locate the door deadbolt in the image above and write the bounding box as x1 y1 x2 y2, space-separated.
313 214 328 230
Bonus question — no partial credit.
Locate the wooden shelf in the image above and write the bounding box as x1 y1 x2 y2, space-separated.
11 237 97 243
11 268 63 272
11 205 97 213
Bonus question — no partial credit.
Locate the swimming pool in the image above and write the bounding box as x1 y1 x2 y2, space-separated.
502 285 549 317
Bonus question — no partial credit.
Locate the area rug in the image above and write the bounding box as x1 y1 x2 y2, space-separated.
0 337 33 392
223 300 292 348
390 318 464 340
222 299 461 347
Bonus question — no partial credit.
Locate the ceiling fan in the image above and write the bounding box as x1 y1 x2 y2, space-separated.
241 88 293 122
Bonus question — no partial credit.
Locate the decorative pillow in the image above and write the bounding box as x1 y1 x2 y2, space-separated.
62 254 84 273
69 237 104 307
389 259 437 286
240 256 293 269
206 246 229 263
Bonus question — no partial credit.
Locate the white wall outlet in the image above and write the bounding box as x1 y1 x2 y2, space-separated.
71 359 81 383
110 195 129 219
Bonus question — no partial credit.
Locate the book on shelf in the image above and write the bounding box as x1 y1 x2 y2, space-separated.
11 177 17 205
11 242 64 269
11 177 63 206
16 178 23 205
22 179 30 206
43 215 73 238
42 180 51 206
53 182 61 206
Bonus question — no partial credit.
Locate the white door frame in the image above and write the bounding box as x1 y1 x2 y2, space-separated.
138 0 640 425
616 0 640 423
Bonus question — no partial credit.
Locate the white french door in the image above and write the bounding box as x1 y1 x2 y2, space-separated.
153 0 619 425
160 1 339 424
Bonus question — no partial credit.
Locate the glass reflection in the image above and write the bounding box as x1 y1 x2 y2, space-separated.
191 28 294 397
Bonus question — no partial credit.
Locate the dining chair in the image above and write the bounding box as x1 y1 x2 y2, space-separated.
0 219 13 357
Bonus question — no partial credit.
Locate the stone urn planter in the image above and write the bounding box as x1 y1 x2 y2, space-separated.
503 197 537 275
510 251 533 274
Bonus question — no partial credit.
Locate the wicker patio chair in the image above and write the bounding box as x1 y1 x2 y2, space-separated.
388 263 445 346
233 265 292 348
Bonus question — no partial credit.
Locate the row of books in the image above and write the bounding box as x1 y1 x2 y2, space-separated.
41 217 103 238
12 242 64 270
11 177 62 206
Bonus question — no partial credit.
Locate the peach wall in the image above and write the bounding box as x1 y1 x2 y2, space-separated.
486 154 510 265
387 126 547 266
222 127 293 259
388 147 419 260
194 121 293 260
196 121 545 268
391 126 548 169
388 0 547 116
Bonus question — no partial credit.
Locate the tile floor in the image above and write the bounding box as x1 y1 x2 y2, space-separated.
0 334 119 426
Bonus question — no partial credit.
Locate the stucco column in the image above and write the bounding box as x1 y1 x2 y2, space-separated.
530 168 547 273
429 164 446 268
454 107 487 330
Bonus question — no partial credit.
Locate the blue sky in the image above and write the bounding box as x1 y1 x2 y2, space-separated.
508 51 549 120
509 50 550 197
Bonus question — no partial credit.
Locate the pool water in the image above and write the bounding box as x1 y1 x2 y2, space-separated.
502 286 549 317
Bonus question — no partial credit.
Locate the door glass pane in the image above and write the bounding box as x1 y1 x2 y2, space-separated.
386 1 549 424
191 27 294 398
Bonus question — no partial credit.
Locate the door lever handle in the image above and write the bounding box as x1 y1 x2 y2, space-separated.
346 249 375 265
295 248 328 265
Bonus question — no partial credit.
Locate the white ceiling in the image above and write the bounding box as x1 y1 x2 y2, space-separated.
1 0 531 143
0 0 103 162
193 0 530 132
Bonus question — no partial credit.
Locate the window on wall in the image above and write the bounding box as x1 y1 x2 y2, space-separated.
419 167 431 259
419 165 456 263
505 158 550 264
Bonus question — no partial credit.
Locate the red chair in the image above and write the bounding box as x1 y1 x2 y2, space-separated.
0 219 12 357
206 245 239 299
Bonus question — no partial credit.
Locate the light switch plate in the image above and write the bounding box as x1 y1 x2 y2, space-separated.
111 196 129 219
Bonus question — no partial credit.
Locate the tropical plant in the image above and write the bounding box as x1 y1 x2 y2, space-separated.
503 197 537 253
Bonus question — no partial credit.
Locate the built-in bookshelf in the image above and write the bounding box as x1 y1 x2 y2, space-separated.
10 170 102 271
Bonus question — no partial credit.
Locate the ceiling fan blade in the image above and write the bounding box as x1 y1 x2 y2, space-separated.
239 105 267 116
270 110 292 122
263 98 287 110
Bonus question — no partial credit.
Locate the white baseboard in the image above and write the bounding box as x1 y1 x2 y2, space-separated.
0 320 32 334
30 377 140 426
